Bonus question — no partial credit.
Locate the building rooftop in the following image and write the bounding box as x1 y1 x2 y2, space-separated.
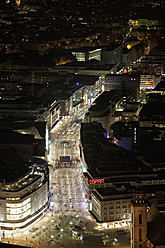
0 129 34 145
94 184 132 198
102 43 121 51
94 184 165 199
88 91 121 116
154 79 165 91
0 120 46 140
81 122 154 179
123 102 141 113
0 148 31 184
147 213 165 246
68 74 99 87
139 101 165 121
0 243 28 248
71 46 103 52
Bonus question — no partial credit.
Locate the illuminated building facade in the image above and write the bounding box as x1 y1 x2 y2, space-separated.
89 187 132 227
69 75 104 114
72 47 102 62
80 122 165 227
131 192 148 248
0 150 50 233
140 74 160 90
128 19 158 29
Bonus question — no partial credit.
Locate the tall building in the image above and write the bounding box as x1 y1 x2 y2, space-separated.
130 188 148 248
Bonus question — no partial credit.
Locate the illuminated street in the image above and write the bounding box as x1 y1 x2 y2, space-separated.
49 115 82 169
50 168 86 213
3 163 130 247
0 1 165 247
1 111 130 247
3 108 129 247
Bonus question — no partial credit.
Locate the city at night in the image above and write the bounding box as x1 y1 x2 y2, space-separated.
0 0 165 247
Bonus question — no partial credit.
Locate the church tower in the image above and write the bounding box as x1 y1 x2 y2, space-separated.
130 183 148 248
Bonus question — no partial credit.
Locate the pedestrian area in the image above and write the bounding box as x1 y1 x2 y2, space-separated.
50 168 86 213
1 168 130 248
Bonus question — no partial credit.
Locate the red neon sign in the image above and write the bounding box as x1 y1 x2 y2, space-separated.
86 176 104 184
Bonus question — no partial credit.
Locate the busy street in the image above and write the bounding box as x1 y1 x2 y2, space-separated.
49 115 82 169
5 161 130 248
50 168 86 213
0 107 130 247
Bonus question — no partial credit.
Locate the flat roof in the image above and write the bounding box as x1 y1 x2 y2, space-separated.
71 46 102 52
0 148 31 184
94 184 165 198
140 101 165 120
0 243 28 248
0 129 34 145
81 122 154 179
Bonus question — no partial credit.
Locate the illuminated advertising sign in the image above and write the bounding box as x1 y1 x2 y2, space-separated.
86 176 104 184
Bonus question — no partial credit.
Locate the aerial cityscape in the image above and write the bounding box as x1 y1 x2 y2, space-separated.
0 0 165 247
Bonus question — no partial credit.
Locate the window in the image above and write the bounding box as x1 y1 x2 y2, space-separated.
139 228 142 241
104 207 107 210
109 211 114 214
116 210 120 214
116 206 120 209
104 217 107 220
139 214 142 224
